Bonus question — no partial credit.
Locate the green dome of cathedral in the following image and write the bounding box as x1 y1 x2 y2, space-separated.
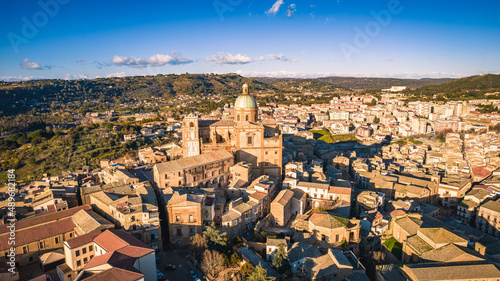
234 83 257 108
234 94 257 108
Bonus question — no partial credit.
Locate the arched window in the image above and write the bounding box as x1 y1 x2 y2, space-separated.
245 115 249 121
189 122 194 128
237 115 240 121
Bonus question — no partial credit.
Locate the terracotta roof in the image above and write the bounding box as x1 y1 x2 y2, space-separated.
296 181 329 190
93 229 152 253
472 166 493 178
328 186 351 195
40 249 65 265
420 243 485 263
154 150 233 174
403 263 500 280
82 267 143 281
309 213 349 229
272 189 294 206
71 209 114 235
418 228 467 245
394 216 422 236
83 252 135 270
0 205 89 233
65 230 102 249
480 199 500 213
0 217 75 251
249 191 267 201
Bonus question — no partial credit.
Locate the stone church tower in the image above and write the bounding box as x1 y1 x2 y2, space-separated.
182 114 200 157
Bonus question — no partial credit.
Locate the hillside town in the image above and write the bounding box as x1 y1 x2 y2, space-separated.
2 84 500 281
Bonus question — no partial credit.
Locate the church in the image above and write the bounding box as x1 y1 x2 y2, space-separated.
182 83 283 179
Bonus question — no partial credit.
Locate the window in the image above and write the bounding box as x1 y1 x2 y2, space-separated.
55 237 59 244
84 257 88 263
176 228 182 236
69 233 73 238
190 228 194 234
76 250 80 257
189 215 194 223
76 260 81 267
89 245 93 252
39 241 44 249
245 115 249 121
247 136 253 145
23 246 28 254
237 115 240 121
90 255 94 259
82 248 87 254
29 256 33 262
176 215 181 222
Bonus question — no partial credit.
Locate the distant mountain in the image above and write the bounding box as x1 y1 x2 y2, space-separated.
254 76 454 89
407 74 500 100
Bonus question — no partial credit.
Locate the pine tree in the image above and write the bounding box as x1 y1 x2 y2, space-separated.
247 263 276 281
203 222 227 248
271 243 288 272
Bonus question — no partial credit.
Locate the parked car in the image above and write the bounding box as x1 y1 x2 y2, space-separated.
165 264 176 270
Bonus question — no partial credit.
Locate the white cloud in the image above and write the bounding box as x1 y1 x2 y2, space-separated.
105 72 127 78
111 51 192 68
255 54 297 62
266 0 284 16
1 75 39 81
205 52 252 64
286 4 296 18
20 59 42 70
62 74 88 80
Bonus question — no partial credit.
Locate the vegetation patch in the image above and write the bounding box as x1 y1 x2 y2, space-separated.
383 237 403 260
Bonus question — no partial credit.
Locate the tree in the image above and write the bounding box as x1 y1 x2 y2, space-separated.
203 222 227 248
201 249 225 277
240 262 255 277
247 263 276 281
189 233 207 261
230 252 242 267
271 243 288 272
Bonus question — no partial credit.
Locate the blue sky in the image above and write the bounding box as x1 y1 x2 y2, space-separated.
1 0 499 81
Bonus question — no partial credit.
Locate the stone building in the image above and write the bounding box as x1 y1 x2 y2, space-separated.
166 191 206 247
88 191 161 251
153 149 234 189
181 84 283 179
308 213 361 249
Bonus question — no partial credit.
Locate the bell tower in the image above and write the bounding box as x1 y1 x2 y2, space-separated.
182 114 200 157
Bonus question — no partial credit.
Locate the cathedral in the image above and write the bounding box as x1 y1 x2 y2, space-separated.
182 83 283 179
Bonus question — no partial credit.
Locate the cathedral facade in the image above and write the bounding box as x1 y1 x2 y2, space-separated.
182 83 283 179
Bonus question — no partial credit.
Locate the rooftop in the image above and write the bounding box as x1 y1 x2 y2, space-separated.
154 150 233 173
